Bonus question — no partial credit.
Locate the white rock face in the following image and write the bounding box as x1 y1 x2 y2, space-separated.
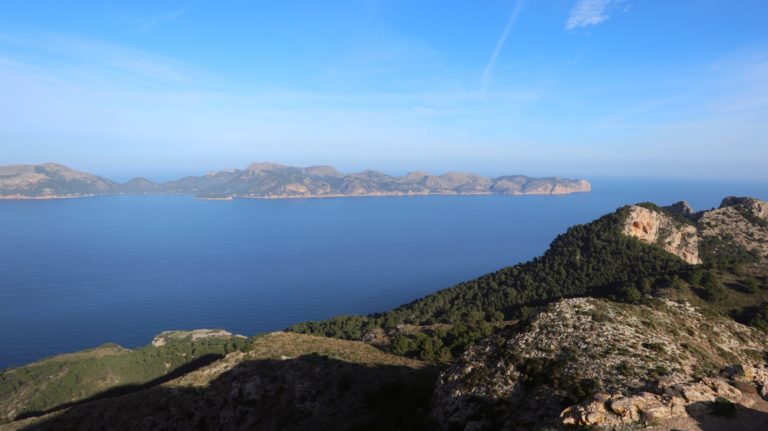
622 205 702 264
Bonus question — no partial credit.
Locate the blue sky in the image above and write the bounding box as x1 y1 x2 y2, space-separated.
1 1 767 181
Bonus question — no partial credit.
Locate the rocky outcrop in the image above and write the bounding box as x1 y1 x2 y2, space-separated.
664 200 695 218
622 205 702 264
720 197 768 220
560 369 768 428
431 298 768 430
697 197 768 261
151 329 243 347
620 197 768 264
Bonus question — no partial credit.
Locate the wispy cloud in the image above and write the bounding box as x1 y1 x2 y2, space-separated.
565 0 618 31
482 0 527 92
0 28 544 171
0 29 197 84
135 8 186 33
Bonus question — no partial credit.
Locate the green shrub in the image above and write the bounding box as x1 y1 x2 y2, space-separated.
700 271 726 302
742 277 760 293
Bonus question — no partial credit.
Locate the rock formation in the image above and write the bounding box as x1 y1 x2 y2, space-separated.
622 205 702 264
431 298 768 430
620 197 768 265
699 197 768 260
561 366 768 428
664 200 695 218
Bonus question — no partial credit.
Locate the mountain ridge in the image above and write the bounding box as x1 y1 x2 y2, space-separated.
0 162 591 199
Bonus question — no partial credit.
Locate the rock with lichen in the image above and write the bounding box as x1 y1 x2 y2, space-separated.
431 297 768 430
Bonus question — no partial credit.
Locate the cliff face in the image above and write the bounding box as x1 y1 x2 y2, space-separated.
620 197 768 265
622 205 702 264
431 298 768 430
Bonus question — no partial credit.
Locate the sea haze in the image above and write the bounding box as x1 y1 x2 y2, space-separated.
0 178 765 368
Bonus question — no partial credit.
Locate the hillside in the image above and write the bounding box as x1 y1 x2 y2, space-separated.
0 164 116 199
290 197 768 361
432 297 768 430
2 333 436 431
0 162 591 199
0 330 247 424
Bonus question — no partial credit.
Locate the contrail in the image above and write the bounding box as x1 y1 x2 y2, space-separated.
482 0 527 92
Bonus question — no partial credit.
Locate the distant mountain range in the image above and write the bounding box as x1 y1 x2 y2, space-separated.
0 162 591 199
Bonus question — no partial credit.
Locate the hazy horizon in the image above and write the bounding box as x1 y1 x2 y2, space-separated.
1 1 767 180
8 159 768 185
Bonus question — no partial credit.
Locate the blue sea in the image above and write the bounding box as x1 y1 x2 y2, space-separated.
1 178 765 369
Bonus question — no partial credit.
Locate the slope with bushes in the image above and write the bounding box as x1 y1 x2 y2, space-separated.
290 197 768 362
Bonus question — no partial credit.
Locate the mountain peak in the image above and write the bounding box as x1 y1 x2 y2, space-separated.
245 162 287 172
663 200 694 217
302 165 342 177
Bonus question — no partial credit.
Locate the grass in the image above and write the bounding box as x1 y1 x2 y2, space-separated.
0 331 248 423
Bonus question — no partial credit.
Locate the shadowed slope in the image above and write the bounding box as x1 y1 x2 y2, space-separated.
3 333 436 431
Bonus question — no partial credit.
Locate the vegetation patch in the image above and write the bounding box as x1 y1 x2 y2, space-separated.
0 331 248 423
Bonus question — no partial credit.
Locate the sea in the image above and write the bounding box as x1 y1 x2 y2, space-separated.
1 178 765 369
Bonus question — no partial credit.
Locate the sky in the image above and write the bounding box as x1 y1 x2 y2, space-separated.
0 1 767 181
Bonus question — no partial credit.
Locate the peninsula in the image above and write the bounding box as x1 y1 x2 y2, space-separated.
0 162 591 200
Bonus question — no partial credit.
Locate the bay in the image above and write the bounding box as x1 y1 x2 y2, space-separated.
0 178 765 369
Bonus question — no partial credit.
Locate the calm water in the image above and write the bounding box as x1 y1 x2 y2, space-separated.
1 179 765 369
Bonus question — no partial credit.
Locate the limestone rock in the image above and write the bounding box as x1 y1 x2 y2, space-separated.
664 200 695 218
622 205 702 264
699 197 768 260
558 375 761 428
431 297 768 430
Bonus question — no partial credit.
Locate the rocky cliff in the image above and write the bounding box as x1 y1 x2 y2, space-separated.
620 197 768 265
622 204 702 264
